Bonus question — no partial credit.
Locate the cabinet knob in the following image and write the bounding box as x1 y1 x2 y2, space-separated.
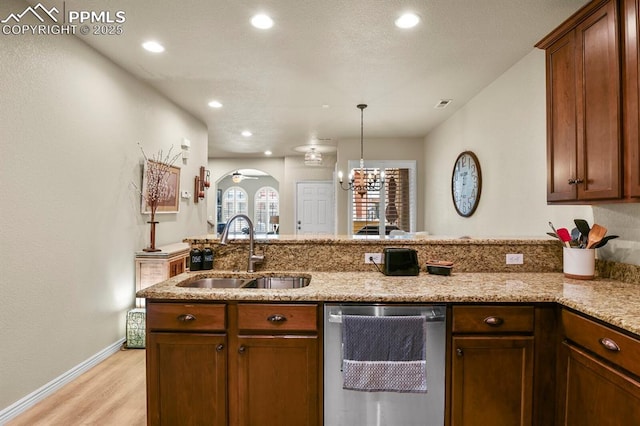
267 314 287 323
177 314 196 322
238 345 246 354
599 337 621 352
216 344 224 352
568 178 584 185
456 348 463 357
483 316 504 326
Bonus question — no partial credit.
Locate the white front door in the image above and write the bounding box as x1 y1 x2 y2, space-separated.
296 181 334 235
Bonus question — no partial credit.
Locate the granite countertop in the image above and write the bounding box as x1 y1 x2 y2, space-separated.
137 271 640 337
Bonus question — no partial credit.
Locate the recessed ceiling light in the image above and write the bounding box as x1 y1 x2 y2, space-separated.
241 130 253 137
322 104 330 109
395 13 421 29
142 41 165 53
264 150 272 156
251 14 273 29
208 100 223 108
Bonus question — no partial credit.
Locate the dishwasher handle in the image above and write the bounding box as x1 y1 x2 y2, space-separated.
327 309 446 323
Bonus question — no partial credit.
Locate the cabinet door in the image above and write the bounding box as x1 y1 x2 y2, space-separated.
575 0 622 200
235 335 319 426
451 336 534 426
546 30 578 202
557 342 640 425
624 0 640 197
146 332 227 426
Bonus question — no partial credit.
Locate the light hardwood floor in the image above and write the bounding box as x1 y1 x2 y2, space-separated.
7 348 146 426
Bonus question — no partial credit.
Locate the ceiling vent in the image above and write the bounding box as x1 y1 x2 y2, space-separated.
434 99 452 109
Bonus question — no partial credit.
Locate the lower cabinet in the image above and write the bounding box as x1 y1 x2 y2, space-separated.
451 336 534 426
450 305 536 426
146 301 320 426
234 336 319 425
146 333 227 425
556 309 640 425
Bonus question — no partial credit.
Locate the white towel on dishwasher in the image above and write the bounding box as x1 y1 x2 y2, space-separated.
343 360 427 393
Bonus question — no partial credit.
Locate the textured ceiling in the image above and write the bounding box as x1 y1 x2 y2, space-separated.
39 0 588 158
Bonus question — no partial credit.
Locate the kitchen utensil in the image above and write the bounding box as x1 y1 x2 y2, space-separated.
546 232 559 239
574 219 591 237
586 224 607 249
574 219 591 248
571 227 580 242
595 235 619 248
548 221 560 238
557 228 572 247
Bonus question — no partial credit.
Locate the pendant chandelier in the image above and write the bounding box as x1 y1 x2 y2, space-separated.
338 104 385 196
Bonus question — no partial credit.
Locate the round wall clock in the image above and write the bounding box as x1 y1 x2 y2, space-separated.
451 151 482 217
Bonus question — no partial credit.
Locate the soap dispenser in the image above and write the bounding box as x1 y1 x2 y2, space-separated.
202 247 214 270
189 247 203 271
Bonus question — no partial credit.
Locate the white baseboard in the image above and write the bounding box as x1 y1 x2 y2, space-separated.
0 338 126 425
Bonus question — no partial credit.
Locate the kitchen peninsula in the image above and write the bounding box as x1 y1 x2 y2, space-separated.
139 236 640 425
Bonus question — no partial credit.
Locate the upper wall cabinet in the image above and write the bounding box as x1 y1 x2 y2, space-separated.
623 0 640 197
537 0 623 203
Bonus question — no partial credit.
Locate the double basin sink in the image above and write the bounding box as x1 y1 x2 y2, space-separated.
178 274 311 290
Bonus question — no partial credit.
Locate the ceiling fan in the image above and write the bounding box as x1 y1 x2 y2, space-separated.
230 170 259 183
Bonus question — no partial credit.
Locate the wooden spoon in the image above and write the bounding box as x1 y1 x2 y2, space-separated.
586 224 607 249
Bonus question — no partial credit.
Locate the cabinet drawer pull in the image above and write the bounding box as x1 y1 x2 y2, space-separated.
568 178 584 185
456 348 463 357
238 345 246 354
177 314 196 322
267 314 288 323
599 337 621 352
483 316 504 326
216 344 224 352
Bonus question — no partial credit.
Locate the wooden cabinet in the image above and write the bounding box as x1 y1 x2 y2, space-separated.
556 309 640 424
146 301 321 426
135 242 189 307
537 0 622 203
146 302 228 425
230 303 320 426
623 0 640 197
450 306 535 426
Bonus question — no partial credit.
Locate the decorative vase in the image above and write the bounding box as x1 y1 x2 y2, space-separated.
143 221 161 252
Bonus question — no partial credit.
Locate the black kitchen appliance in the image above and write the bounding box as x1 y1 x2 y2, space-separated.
383 248 420 276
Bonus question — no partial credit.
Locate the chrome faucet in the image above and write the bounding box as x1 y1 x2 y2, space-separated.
219 214 264 272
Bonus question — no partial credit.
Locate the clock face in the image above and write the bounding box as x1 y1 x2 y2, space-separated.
451 151 482 217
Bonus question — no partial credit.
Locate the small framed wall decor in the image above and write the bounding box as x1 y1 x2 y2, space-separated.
141 161 181 214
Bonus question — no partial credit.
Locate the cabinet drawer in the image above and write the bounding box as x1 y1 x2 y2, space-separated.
238 304 317 332
147 303 226 331
562 309 640 378
452 305 534 333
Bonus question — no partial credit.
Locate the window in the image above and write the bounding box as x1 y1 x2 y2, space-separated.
222 186 248 234
254 186 279 233
348 161 416 236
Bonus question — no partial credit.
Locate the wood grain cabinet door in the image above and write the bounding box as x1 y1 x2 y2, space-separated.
451 336 534 426
234 335 319 426
146 332 227 426
546 29 579 202
624 0 640 198
557 342 640 425
574 0 622 201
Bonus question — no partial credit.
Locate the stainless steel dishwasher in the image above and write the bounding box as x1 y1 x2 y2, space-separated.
324 304 446 426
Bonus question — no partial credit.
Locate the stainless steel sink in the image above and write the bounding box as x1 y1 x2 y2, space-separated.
178 277 250 288
243 276 311 289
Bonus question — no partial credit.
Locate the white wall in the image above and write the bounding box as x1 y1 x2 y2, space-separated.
0 0 207 411
423 49 592 238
